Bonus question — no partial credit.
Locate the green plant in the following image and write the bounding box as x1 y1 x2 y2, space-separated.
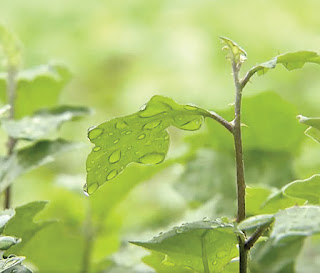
85 37 320 273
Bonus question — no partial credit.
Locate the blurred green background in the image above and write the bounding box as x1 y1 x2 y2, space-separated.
0 0 320 272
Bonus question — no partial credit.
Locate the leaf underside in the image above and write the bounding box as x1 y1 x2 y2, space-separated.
85 95 211 195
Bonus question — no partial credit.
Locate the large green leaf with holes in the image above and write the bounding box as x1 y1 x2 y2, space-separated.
131 220 240 273
1 105 90 141
85 95 217 195
298 115 320 143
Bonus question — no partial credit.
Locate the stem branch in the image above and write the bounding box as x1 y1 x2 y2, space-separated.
245 224 270 250
207 111 234 133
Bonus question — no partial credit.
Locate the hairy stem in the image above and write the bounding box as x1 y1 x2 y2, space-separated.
4 66 18 209
231 61 247 273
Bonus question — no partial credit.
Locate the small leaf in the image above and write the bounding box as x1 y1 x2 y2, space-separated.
131 220 239 273
0 139 81 193
0 63 71 118
252 51 320 77
220 37 247 65
4 201 54 253
298 115 320 143
85 95 213 195
283 174 320 204
238 215 274 231
1 105 91 141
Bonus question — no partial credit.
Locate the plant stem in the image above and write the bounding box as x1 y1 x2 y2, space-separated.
231 61 247 273
207 110 233 133
4 65 18 209
81 202 94 273
245 224 270 250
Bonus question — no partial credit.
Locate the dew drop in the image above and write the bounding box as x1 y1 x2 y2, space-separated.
137 133 146 140
139 103 147 111
127 146 132 150
212 261 218 265
176 227 184 234
126 130 132 135
216 250 228 258
203 217 210 222
114 139 119 144
115 120 128 129
143 120 162 129
107 170 118 180
108 132 114 136
86 182 99 195
93 146 101 152
109 150 121 164
138 153 165 164
88 128 103 139
97 165 101 169
86 167 91 172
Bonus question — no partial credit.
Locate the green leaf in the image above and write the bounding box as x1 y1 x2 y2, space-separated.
0 236 21 251
4 201 54 253
1 105 91 141
283 174 320 204
298 115 320 143
131 220 239 273
0 209 15 234
250 206 320 273
220 37 247 65
85 95 214 195
238 215 274 231
0 139 81 193
0 63 71 118
253 51 320 76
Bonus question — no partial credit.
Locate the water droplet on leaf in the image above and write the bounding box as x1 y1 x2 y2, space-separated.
109 150 121 164
107 170 118 180
143 120 162 129
93 146 101 152
138 153 165 164
184 104 198 111
114 139 119 144
88 128 103 139
137 133 146 140
115 120 128 129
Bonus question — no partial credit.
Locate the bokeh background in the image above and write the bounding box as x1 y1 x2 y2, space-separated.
0 0 319 272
